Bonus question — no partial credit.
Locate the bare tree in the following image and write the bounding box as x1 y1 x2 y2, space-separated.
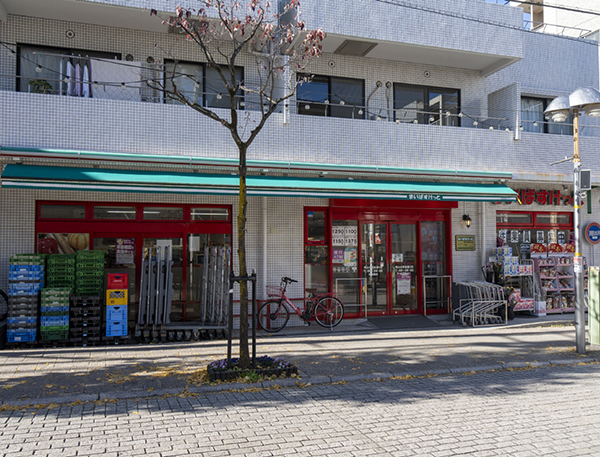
150 1 325 368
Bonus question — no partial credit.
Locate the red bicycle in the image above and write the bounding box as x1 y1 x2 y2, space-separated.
258 277 345 332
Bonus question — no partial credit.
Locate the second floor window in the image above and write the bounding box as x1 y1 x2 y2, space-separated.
521 97 573 135
164 61 244 109
17 44 119 97
394 83 460 126
296 75 365 119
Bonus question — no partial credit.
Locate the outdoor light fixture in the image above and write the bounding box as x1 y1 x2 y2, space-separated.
544 86 600 355
463 214 472 228
35 65 43 73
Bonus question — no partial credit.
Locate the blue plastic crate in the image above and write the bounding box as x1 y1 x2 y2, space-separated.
7 316 37 325
8 288 41 296
7 329 37 343
106 321 127 337
41 305 70 314
106 305 127 322
9 264 44 272
9 272 45 281
40 316 69 326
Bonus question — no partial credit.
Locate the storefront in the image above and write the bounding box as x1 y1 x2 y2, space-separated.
305 200 455 317
35 201 232 322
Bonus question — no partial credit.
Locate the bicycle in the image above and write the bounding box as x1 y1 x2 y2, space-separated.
257 277 344 332
0 288 8 321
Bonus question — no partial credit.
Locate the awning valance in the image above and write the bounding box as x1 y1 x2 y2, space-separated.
0 164 517 202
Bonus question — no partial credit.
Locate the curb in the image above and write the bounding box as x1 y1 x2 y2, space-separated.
2 357 598 408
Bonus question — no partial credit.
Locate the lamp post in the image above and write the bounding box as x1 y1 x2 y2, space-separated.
544 87 600 355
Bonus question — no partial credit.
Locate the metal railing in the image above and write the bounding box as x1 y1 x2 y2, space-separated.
335 277 367 319
422 275 452 316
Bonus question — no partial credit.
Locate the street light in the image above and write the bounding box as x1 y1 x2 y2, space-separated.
544 87 600 355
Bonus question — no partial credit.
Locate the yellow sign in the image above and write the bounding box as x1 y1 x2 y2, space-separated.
455 235 475 251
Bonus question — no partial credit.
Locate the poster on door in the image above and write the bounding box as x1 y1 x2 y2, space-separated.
332 248 344 264
396 272 411 295
115 238 135 265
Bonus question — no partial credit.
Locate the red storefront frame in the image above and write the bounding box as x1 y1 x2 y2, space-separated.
304 199 456 318
35 201 233 321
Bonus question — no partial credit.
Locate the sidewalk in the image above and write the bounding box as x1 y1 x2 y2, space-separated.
1 314 599 406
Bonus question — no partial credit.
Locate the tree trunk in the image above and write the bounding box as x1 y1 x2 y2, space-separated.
237 148 250 369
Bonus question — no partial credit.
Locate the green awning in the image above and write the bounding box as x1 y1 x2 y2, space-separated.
0 164 517 202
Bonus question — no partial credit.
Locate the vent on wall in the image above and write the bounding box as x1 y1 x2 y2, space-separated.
334 40 377 57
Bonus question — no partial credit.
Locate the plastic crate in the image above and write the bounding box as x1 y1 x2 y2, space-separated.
40 316 69 326
106 321 127 337
8 304 38 317
46 254 76 265
70 327 101 338
9 272 45 281
76 251 105 260
70 296 101 306
7 316 37 325
106 305 127 322
9 264 44 272
107 273 128 289
75 288 103 297
47 264 76 274
70 306 101 318
106 290 127 306
75 277 104 286
10 254 45 262
40 328 69 341
41 287 72 296
41 305 70 315
9 288 41 296
7 329 37 342
75 262 104 270
9 296 38 306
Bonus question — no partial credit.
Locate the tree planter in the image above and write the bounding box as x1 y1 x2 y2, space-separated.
207 364 298 383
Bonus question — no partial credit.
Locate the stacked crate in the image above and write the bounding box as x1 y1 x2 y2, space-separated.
105 273 128 341
40 288 70 342
69 295 102 346
46 255 76 289
7 254 45 344
75 250 105 297
71 250 105 345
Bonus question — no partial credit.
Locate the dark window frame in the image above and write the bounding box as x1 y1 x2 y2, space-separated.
521 96 574 135
16 43 120 94
393 83 461 126
296 74 365 119
163 59 244 109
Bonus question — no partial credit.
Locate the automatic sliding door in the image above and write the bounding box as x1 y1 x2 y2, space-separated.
391 224 418 313
361 223 388 312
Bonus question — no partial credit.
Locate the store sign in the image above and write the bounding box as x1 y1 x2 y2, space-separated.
496 189 574 206
455 235 475 251
408 194 441 201
585 222 600 245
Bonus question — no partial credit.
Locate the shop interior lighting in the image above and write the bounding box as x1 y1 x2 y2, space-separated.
462 214 472 228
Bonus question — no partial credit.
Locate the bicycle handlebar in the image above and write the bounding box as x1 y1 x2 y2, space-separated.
281 277 298 284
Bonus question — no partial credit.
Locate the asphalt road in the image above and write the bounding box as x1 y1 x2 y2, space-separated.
2 361 600 456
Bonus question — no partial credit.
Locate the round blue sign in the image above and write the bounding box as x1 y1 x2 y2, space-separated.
585 222 600 245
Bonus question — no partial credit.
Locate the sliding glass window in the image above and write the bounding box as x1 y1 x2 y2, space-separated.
297 75 365 119
394 83 460 126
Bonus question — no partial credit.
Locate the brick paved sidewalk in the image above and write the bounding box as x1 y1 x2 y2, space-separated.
1 316 599 407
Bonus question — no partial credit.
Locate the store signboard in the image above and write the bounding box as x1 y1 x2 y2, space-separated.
455 235 475 251
585 222 600 245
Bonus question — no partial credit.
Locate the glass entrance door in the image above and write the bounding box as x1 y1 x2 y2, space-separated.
391 224 418 313
361 222 419 315
361 223 388 312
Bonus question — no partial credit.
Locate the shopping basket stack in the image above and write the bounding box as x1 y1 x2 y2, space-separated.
7 254 45 344
46 254 76 289
40 287 70 343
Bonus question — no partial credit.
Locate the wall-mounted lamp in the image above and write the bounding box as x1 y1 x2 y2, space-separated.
463 214 472 228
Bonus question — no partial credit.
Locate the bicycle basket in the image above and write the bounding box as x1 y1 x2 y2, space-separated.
266 285 284 298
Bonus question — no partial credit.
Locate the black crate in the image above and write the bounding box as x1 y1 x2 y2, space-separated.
70 296 102 306
9 296 38 306
69 327 101 338
69 306 101 318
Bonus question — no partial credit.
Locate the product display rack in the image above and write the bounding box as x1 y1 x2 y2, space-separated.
535 256 588 313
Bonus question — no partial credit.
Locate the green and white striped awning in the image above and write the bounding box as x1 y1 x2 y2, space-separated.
0 164 517 202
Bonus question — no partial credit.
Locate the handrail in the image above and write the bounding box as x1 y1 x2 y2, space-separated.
422 274 452 316
335 277 367 319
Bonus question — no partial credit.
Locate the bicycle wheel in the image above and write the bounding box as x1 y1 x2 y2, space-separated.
257 300 289 332
313 296 344 328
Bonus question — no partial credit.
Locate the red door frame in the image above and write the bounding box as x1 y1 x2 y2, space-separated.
328 199 455 317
